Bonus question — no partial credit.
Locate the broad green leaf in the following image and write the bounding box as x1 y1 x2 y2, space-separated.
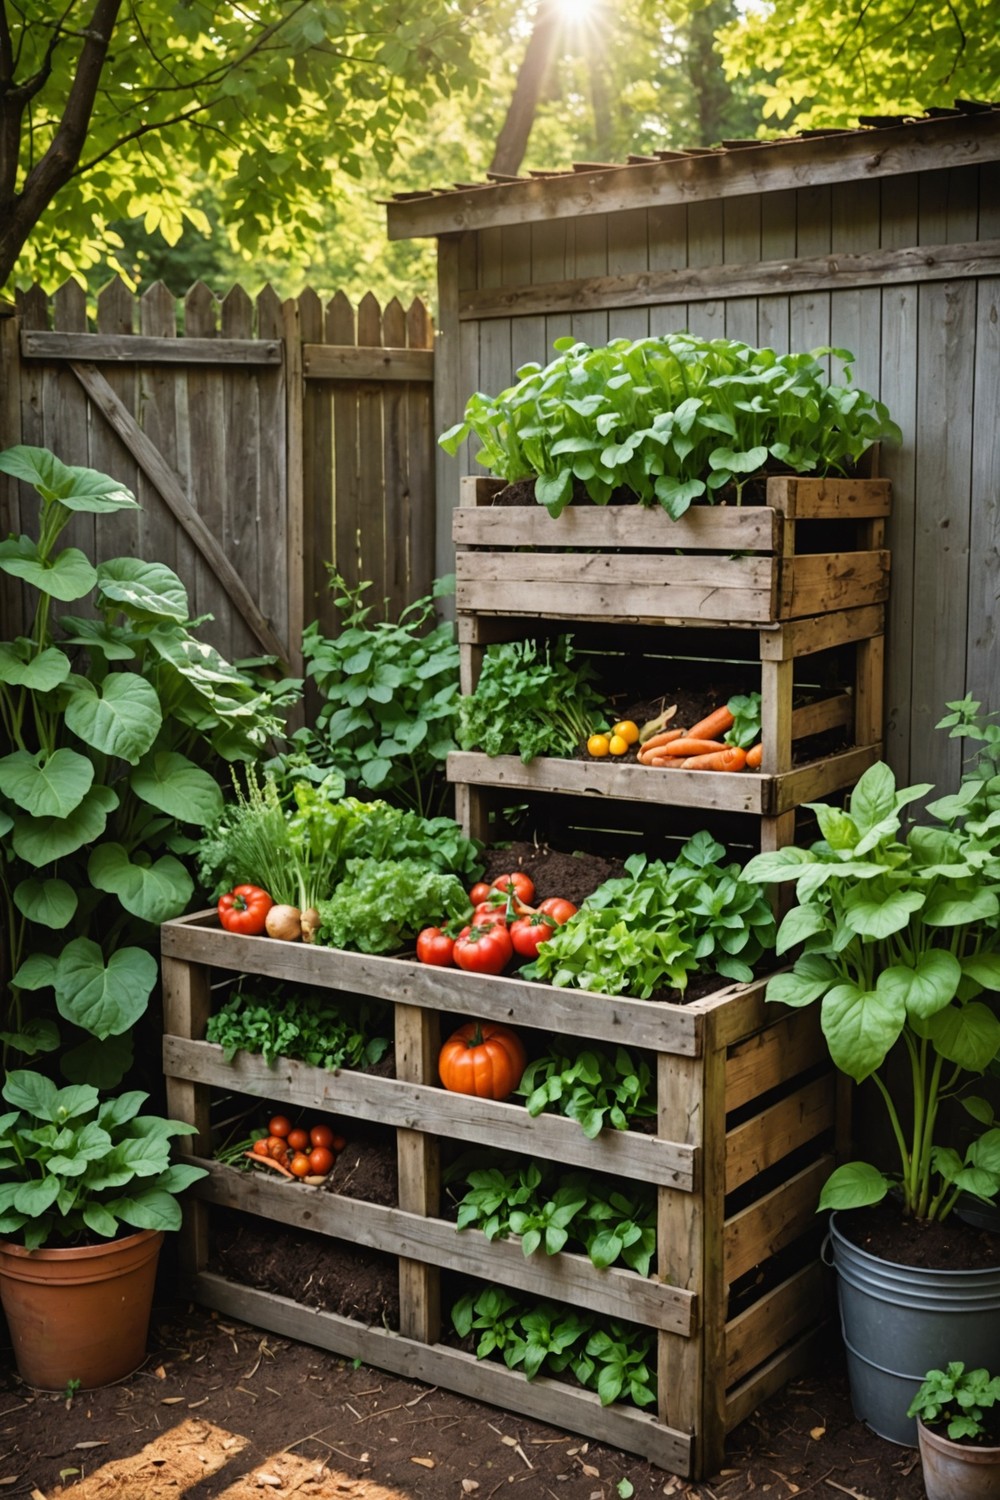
59 616 136 661
742 846 813 883
13 877 78 929
12 1177 62 1215
97 557 189 621
88 842 193 923
0 447 139 512
765 968 831 1008
54 939 158 1038
919 1001 1000 1074
969 1129 1000 1174
843 887 925 939
129 751 223 823
962 953 1000 989
962 1096 997 1126
106 1187 183 1232
876 951 962 1020
0 1017 59 1057
0 641 71 690
847 762 899 831
60 1031 133 1088
0 746 94 817
2 1069 62 1116
0 536 97 600
64 674 162 763
11 783 118 864
821 981 905 1080
11 952 57 990
534 468 573 514
923 890 1000 926
818 1161 890 1210
775 903 829 956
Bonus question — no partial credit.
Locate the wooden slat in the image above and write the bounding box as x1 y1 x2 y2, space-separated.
189 1273 693 1473
453 498 779 552
786 549 890 616
192 1159 694 1333
725 1261 826 1386
723 1157 833 1286
458 547 775 591
447 750 767 814
162 1036 697 1190
454 239 1000 320
20 330 280 363
768 743 883 814
758 604 885 659
725 1323 832 1432
159 915 705 1056
767 475 892 519
725 1077 836 1193
386 117 1000 238
160 955 212 1275
725 1009 828 1113
790 693 855 740
456 576 775 624
395 1003 441 1344
66 360 288 661
303 342 433 381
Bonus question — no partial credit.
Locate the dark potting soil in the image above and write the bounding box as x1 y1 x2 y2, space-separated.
477 839 625 907
835 1197 1000 1272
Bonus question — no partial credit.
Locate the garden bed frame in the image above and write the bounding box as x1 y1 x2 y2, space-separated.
162 912 838 1479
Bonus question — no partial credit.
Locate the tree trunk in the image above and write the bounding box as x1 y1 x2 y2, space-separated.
489 0 562 176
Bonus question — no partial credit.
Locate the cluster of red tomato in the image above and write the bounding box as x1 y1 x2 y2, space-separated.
416 873 578 975
250 1114 346 1178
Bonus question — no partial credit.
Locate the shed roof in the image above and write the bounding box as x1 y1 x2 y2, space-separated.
386 102 1000 241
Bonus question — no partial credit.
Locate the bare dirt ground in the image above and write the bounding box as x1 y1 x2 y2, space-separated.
0 1291 927 1500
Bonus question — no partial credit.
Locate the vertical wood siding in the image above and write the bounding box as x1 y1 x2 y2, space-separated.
437 163 1000 793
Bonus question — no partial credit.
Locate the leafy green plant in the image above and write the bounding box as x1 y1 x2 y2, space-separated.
0 1069 206 1249
0 446 282 1086
725 691 762 750
440 335 900 518
907 1362 1000 1443
457 636 607 762
288 572 460 816
451 1286 656 1407
314 856 469 954
516 1045 656 1138
525 831 776 999
205 983 391 1071
743 756 1000 1222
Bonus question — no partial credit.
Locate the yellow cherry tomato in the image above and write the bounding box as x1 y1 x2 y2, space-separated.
587 733 611 758
612 720 640 746
608 733 630 756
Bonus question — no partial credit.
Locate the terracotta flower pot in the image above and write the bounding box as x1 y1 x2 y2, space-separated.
0 1229 164 1390
918 1419 1000 1500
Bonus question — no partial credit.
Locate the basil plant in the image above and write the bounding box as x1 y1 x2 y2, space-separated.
0 446 282 1087
744 759 1000 1224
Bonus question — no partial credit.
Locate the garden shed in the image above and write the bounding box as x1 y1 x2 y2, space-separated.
387 105 1000 796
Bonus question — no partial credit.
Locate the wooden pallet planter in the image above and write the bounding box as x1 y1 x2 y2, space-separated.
454 475 891 626
162 911 837 1480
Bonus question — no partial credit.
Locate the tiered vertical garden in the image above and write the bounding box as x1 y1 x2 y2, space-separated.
162 334 896 1479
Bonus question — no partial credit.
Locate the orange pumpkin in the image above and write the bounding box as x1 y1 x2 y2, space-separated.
438 1021 527 1100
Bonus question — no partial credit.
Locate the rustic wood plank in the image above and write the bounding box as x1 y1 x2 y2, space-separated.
724 1157 833 1287
452 500 778 552
455 576 774 625
162 1035 697 1188
280 293 305 680
406 297 436 602
356 292 387 599
791 184 832 355
192 1158 694 1333
447 750 767 814
20 330 281 363
182 284 226 640
757 605 885 660
0 310 22 639
188 1273 694 1473
435 236 465 582
790 693 855 740
255 284 288 670
723 196 761 346
46 282 98 588
766 476 892 519
607 208 651 342
725 1323 832 1431
758 188 797 355
769 744 884 814
67 360 288 661
725 1009 829 1113
966 273 1000 713
161 955 212 1275
219 286 260 663
785 550 890 616
760 658 793 777
455 238 1000 320
685 198 724 342
137 283 185 606
725 1261 826 1386
395 1003 441 1344
381 298 410 619
725 1077 836 1193
303 342 433 381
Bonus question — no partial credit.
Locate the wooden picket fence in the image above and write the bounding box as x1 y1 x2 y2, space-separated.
0 280 436 669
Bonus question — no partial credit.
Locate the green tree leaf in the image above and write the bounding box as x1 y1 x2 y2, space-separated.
876 951 962 1021
97 558 189 622
13 877 78 929
821 981 905 1081
130 751 223 823
11 784 118 864
88 842 194 923
0 448 138 512
918 1002 1000 1076
0 747 94 818
818 1161 890 1211
53 940 158 1039
0 641 72 690
64 674 162 764
0 537 97 600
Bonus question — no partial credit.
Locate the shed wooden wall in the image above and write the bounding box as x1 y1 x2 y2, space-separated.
431 161 1000 795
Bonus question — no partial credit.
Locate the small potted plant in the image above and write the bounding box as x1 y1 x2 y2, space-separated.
0 1069 207 1390
908 1362 1000 1498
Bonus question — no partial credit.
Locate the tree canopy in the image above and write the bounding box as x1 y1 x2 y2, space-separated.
0 0 481 290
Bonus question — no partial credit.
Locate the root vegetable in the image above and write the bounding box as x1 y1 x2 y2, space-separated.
244 1150 295 1179
300 907 321 942
265 903 302 941
746 742 764 768
679 746 749 771
686 705 735 741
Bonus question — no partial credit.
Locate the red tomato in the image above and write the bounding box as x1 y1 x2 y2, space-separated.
331 1134 347 1151
491 872 535 906
416 926 455 966
266 1137 288 1160
469 882 493 905
218 884 273 936
308 1146 335 1175
538 897 578 925
287 1128 309 1152
252 1137 270 1156
472 902 508 928
268 1115 292 1139
289 1153 311 1177
309 1124 335 1149
453 922 513 975
509 913 557 959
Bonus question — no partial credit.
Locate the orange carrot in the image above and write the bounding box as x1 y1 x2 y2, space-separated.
686 705 735 741
746 742 763 769
638 728 685 754
657 738 729 758
646 752 685 767
679 746 748 772
245 1150 296 1179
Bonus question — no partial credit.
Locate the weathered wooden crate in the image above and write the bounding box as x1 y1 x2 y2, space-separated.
162 912 838 1480
453 475 891 627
